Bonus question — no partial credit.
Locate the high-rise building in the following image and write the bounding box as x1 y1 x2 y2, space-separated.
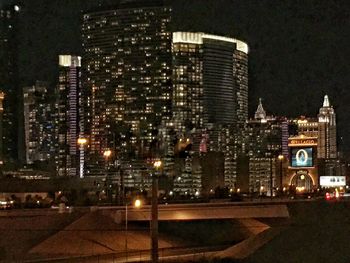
246 100 282 194
171 32 248 193
317 95 337 159
0 4 20 165
82 0 172 178
23 81 55 165
56 55 82 177
0 92 4 165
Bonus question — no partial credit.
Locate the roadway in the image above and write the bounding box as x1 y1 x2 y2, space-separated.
0 197 318 218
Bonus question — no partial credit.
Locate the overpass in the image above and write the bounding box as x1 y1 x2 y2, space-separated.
106 202 290 223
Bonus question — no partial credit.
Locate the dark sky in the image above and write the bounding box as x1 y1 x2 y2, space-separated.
9 0 350 152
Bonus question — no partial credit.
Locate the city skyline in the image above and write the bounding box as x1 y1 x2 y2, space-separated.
0 0 345 181
3 0 349 147
0 2 350 262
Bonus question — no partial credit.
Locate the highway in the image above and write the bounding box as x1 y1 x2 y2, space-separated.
0 197 321 218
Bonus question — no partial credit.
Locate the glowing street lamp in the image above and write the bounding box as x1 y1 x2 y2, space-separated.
278 155 284 193
77 138 87 146
153 160 162 170
103 149 112 159
103 149 112 201
151 159 162 263
134 199 142 208
77 137 88 178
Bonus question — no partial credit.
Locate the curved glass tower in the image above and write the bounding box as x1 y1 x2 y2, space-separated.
172 32 248 192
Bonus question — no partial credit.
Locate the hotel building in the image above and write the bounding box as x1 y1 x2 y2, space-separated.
23 81 55 165
56 55 82 177
0 4 20 164
82 0 172 185
171 32 248 194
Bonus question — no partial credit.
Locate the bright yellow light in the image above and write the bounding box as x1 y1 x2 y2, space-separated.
300 175 305 180
77 138 87 145
278 155 284 160
335 189 340 198
103 150 112 158
296 186 305 192
134 199 141 208
237 188 241 193
153 160 162 169
297 119 308 124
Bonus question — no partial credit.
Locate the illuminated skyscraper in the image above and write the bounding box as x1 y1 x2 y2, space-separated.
246 101 282 194
0 91 4 165
172 32 248 192
82 1 172 175
56 55 82 177
23 81 54 164
0 4 20 164
317 95 337 159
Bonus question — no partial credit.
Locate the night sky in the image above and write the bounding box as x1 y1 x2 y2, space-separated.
5 0 350 153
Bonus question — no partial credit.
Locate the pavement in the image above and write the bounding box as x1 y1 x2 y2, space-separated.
27 211 184 261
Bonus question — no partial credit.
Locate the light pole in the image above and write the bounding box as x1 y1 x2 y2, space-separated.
278 155 284 195
270 157 273 198
77 137 87 178
103 150 112 201
151 160 162 263
125 199 141 262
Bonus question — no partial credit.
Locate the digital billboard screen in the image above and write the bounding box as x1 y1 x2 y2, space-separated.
320 176 346 187
291 147 313 167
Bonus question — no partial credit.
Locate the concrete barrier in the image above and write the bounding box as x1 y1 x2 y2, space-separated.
113 204 289 221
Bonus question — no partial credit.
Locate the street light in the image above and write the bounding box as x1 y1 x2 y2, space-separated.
151 160 162 263
103 149 112 159
77 137 88 178
125 198 142 262
103 150 112 202
278 155 284 195
153 160 162 169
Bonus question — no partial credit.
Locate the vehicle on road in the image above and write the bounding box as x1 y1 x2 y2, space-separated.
0 200 14 210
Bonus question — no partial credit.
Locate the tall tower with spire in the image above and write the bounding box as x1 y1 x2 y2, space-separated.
317 95 337 159
254 98 267 121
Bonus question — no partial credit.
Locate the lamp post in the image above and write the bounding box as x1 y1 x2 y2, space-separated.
77 137 87 178
103 150 112 201
125 199 141 262
270 157 273 198
278 155 284 195
151 160 162 263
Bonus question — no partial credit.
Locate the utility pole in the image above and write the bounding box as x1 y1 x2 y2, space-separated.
278 155 284 195
151 160 161 263
270 157 273 198
151 174 158 262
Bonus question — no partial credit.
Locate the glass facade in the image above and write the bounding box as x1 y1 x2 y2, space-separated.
56 55 82 177
82 1 172 177
23 81 55 165
172 32 248 193
0 5 19 164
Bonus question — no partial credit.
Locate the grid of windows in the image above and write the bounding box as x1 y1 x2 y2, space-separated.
171 32 249 192
82 2 172 176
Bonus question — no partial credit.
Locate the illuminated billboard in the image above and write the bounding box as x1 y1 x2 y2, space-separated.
291 147 313 167
320 176 346 187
